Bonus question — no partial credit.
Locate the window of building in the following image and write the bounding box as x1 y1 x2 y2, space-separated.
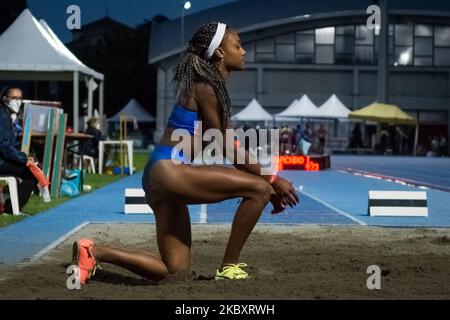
315 27 335 45
335 25 354 36
335 31 354 65
335 54 353 65
314 27 334 64
257 53 275 63
315 45 334 64
415 24 433 37
413 23 433 66
434 47 450 66
276 44 295 62
355 25 373 45
394 46 413 65
256 37 275 63
355 45 374 64
414 57 433 66
295 54 314 64
248 23 450 67
434 26 450 66
244 41 255 63
395 24 413 46
276 33 295 44
434 26 450 46
256 37 275 53
414 37 433 56
275 33 295 62
296 33 314 54
336 35 353 54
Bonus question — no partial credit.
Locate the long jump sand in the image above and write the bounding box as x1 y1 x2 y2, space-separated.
0 223 449 299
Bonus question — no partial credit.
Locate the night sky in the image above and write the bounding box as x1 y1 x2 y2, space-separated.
27 0 237 43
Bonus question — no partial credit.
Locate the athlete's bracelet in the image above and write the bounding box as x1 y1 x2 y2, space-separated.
269 172 278 185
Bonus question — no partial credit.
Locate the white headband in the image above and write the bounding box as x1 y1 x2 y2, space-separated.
205 23 227 59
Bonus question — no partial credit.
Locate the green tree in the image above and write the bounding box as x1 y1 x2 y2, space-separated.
68 19 156 118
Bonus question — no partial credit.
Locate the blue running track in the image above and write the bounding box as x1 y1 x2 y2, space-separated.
1 156 449 264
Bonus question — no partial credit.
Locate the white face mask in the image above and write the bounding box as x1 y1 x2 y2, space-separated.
7 99 21 114
95 123 101 130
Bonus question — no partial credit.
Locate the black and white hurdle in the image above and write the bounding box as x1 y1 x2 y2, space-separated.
125 189 154 214
368 191 428 217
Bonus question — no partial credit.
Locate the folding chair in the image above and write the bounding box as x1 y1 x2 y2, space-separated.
0 176 20 215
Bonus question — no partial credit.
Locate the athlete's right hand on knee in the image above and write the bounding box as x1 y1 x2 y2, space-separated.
270 193 286 215
272 176 299 208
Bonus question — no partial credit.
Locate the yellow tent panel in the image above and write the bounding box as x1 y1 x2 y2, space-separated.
348 102 417 125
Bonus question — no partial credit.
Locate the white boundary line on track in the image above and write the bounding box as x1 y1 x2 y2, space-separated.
200 204 208 224
335 167 450 193
0 222 92 284
29 221 91 263
295 186 367 226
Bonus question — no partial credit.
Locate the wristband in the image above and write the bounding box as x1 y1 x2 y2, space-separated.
269 172 278 185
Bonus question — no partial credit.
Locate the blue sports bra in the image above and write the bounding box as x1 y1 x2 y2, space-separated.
167 103 199 135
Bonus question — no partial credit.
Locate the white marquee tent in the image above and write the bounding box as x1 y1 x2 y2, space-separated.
315 94 351 118
0 9 104 132
108 99 155 123
231 98 273 121
274 99 298 122
275 95 318 120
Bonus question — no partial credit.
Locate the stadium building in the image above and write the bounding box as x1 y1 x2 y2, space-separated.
148 0 450 153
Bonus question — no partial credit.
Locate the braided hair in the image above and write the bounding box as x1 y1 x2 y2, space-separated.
174 21 231 131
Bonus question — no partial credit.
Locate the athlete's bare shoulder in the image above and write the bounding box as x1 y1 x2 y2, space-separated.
193 82 221 128
194 82 216 100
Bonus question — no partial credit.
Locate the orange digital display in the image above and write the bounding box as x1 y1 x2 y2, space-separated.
273 155 321 171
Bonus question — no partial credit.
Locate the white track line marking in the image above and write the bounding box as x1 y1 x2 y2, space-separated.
200 204 208 224
0 222 92 284
29 222 91 263
295 186 367 226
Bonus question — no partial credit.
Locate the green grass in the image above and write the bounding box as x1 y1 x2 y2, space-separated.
0 214 27 228
133 152 149 172
0 195 71 228
0 152 150 229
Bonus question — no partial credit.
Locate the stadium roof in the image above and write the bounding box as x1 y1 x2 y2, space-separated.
149 0 450 64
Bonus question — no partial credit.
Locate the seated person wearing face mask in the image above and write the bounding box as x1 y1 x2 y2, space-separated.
0 86 38 214
83 117 106 160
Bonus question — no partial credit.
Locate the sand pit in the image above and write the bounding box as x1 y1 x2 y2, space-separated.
0 223 449 300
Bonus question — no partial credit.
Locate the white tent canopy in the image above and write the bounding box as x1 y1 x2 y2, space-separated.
275 95 318 119
0 9 104 132
38 19 102 78
108 99 155 123
231 98 273 121
315 94 351 118
0 9 102 78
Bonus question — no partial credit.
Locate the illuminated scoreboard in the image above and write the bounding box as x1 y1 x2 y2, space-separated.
273 155 330 171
